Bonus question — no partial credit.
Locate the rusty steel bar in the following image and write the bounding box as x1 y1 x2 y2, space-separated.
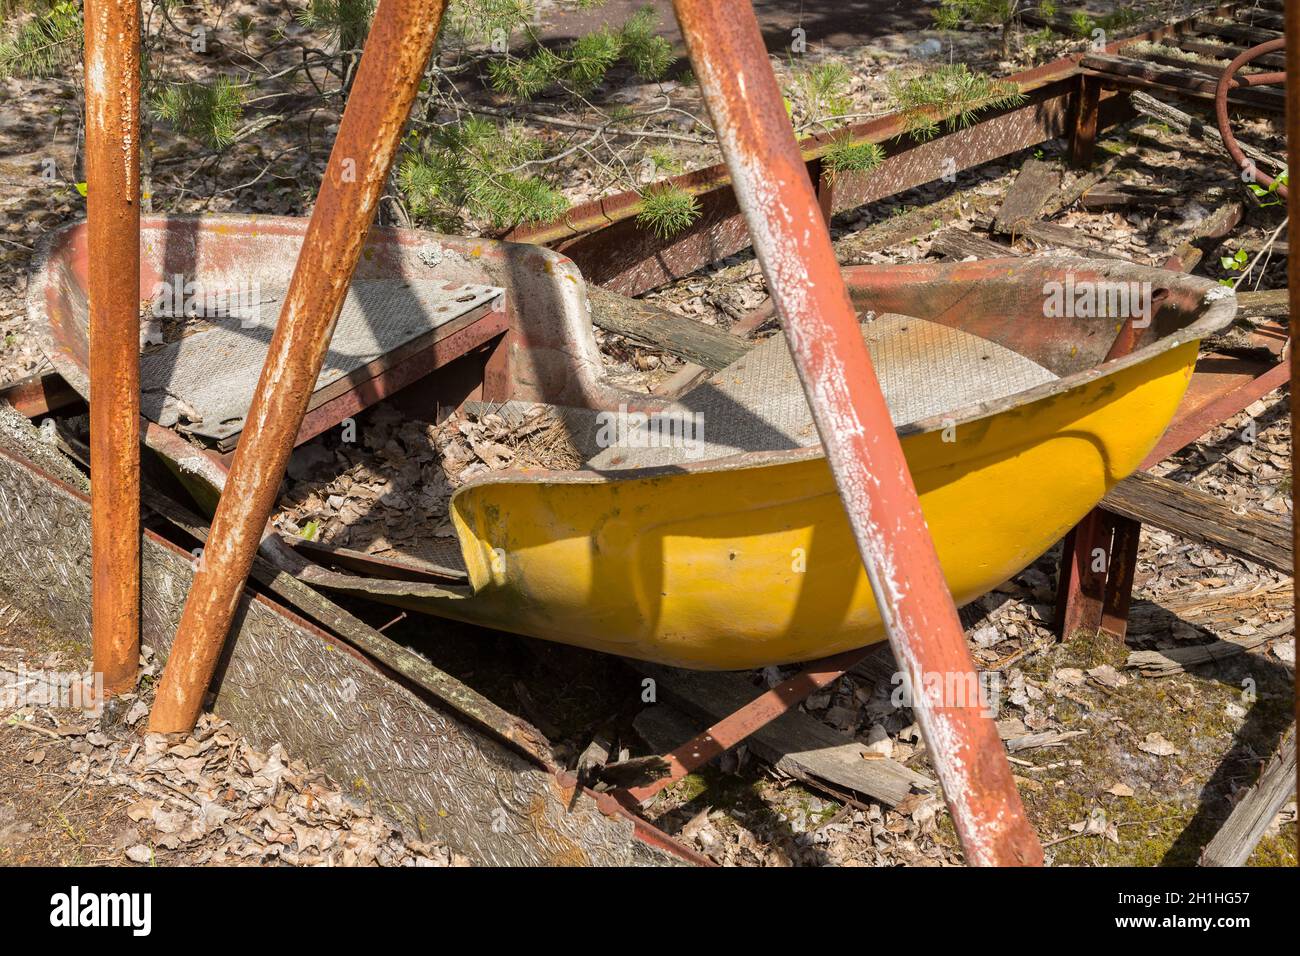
1286 0 1299 812
621 648 870 805
1217 38 1288 197
84 0 142 697
670 0 1042 866
148 0 449 733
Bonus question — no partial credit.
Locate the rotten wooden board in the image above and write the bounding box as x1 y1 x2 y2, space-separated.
1040 152 1127 219
1236 288 1289 318
833 190 998 264
1129 91 1284 172
1200 728 1297 867
1126 617 1293 676
635 663 933 807
1016 221 1137 260
1102 471 1293 574
1081 54 1287 112
586 286 750 371
993 158 1060 235
930 228 1017 261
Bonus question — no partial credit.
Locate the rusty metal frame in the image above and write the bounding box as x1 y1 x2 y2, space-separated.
504 2 1248 296
665 0 1040 866
148 0 454 733
83 0 142 696
55 0 1284 868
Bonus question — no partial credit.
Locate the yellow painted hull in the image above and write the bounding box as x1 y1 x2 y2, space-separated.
439 339 1199 669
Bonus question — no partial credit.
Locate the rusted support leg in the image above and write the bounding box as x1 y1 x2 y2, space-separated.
1070 74 1101 169
671 0 1041 865
1055 507 1109 642
1100 514 1140 641
85 0 141 696
148 0 449 733
812 159 835 227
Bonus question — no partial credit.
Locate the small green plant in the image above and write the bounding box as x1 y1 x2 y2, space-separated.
1219 247 1249 285
934 1 1051 58
0 0 81 80
399 117 569 231
890 64 1027 141
635 184 700 239
295 0 377 48
153 77 247 149
822 138 885 180
1247 170 1288 208
488 5 671 99
786 61 854 129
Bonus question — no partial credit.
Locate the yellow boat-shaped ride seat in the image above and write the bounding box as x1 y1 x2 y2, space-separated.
428 259 1236 669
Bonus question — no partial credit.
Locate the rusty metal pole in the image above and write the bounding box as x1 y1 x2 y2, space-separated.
148 0 449 733
1286 0 1299 815
85 0 141 696
671 0 1042 865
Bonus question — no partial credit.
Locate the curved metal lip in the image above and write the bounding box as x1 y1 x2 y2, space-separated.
455 260 1237 492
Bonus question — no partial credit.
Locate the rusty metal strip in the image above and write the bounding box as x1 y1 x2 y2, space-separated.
0 371 81 418
149 0 450 733
670 0 1042 866
84 0 142 696
619 648 870 804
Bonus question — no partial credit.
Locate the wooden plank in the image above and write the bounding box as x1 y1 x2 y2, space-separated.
1017 220 1136 259
1201 729 1297 866
586 286 750 371
1040 152 1126 218
1079 185 1183 209
833 189 998 264
1129 91 1284 172
1167 36 1286 71
1236 238 1289 256
993 158 1060 235
636 663 934 807
1101 471 1293 573
1235 288 1288 318
930 228 1017 261
1188 20 1284 49
1081 54 1286 112
1160 200 1244 271
1126 618 1292 676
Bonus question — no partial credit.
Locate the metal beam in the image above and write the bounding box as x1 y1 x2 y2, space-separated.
670 0 1043 866
84 0 141 696
148 0 449 733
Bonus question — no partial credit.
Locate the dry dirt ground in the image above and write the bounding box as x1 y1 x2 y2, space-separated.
0 0 1296 867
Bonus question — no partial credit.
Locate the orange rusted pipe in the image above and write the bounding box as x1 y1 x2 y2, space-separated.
149 0 449 732
85 0 141 696
671 0 1042 865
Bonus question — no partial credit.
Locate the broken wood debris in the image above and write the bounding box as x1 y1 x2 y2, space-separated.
635 663 933 808
587 286 750 371
1102 472 1292 575
1125 617 1294 677
1200 729 1296 866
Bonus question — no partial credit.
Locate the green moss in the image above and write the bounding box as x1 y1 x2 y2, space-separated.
1247 825 1298 867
